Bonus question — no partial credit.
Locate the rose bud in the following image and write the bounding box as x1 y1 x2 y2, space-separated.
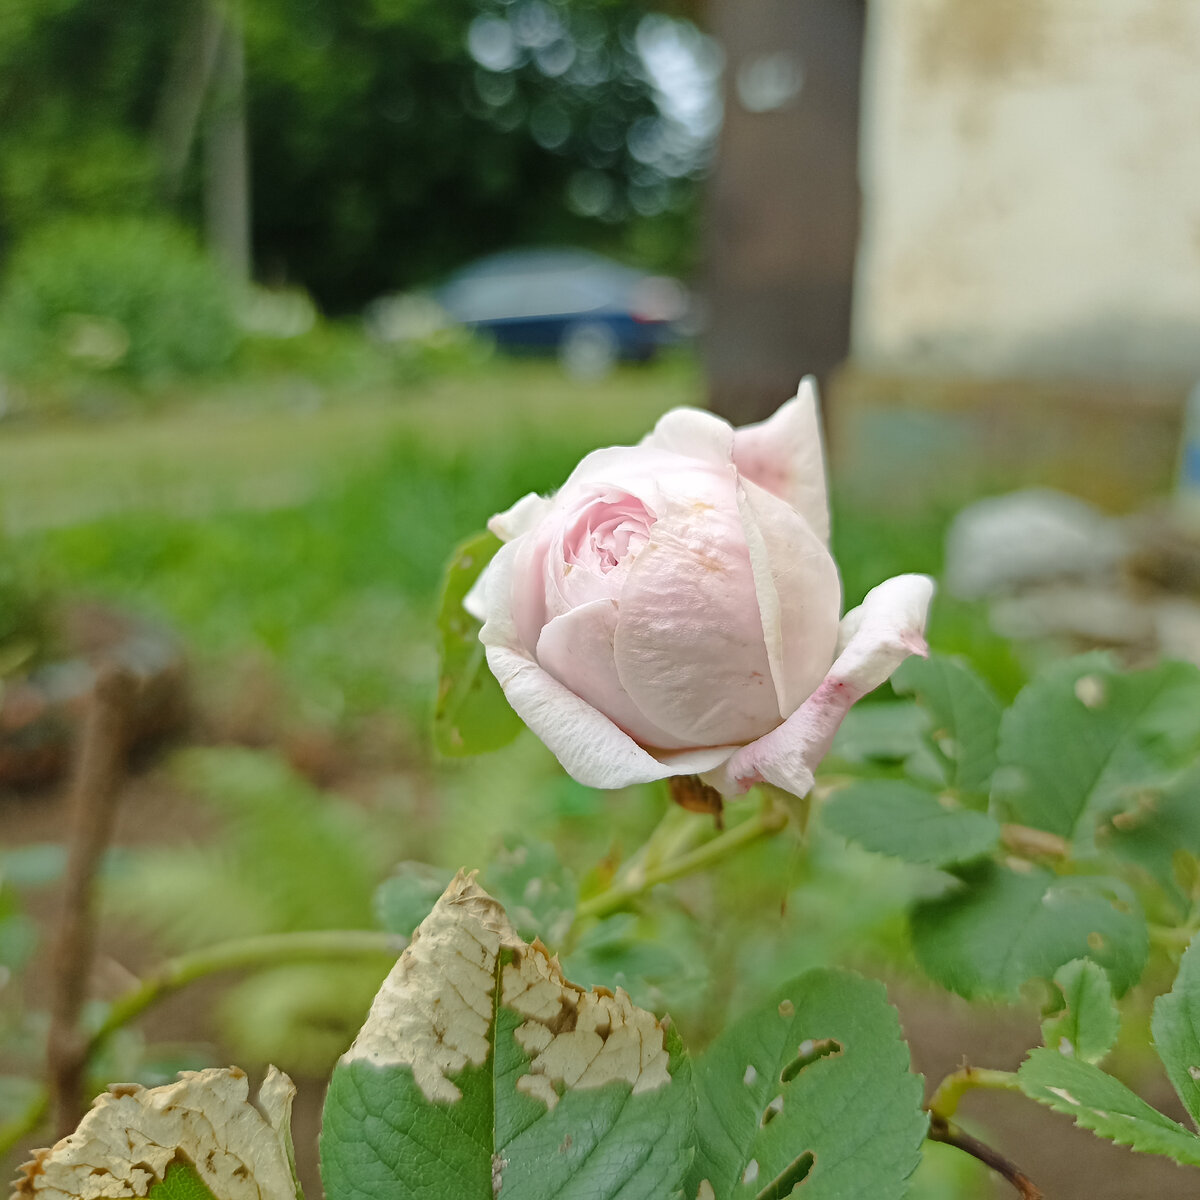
466 379 934 799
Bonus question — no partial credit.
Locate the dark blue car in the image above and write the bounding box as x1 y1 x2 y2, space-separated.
437 248 688 378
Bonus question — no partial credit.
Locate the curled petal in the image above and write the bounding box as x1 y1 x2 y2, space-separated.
488 492 554 542
732 377 831 544
715 574 935 797
833 573 935 692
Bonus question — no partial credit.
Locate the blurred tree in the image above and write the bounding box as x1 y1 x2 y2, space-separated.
0 0 716 309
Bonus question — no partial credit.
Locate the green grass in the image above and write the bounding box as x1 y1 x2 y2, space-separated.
0 360 700 534
5 356 1017 731
5 361 701 731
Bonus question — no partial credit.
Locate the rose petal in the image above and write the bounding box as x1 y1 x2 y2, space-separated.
736 476 841 716
613 492 781 746
832 573 936 691
536 599 693 750
732 377 831 544
639 406 734 465
715 573 935 797
463 570 488 622
484 644 682 788
480 538 734 786
488 492 554 542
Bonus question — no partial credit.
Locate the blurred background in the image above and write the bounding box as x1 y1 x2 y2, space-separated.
2 1 1200 1197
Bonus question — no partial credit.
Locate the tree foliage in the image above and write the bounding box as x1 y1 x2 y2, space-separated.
0 0 715 308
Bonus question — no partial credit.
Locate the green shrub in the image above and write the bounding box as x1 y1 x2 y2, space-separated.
0 540 50 677
0 216 239 382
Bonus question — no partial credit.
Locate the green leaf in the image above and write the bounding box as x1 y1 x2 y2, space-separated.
1041 959 1120 1064
147 1163 220 1200
1103 763 1200 914
821 780 1000 867
893 654 1002 802
993 656 1200 846
482 838 577 945
373 861 454 937
1152 931 1200 1128
433 530 524 757
686 970 926 1200
911 864 1148 1000
827 701 927 766
1019 1047 1200 1165
321 872 695 1200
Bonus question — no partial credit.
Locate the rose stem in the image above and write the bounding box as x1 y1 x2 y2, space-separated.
574 791 789 923
927 1116 1044 1199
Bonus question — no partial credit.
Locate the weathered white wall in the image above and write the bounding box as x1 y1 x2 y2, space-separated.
853 0 1200 382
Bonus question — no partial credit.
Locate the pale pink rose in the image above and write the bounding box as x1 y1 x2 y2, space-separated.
466 379 934 798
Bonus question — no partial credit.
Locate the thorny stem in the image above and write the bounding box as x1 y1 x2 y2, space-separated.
927 1115 1044 1199
0 931 400 1162
574 791 789 923
927 1065 1022 1123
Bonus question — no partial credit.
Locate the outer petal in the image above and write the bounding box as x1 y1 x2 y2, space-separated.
536 599 694 750
639 406 734 465
732 377 831 544
714 574 935 797
736 476 841 716
480 536 734 787
484 644 701 788
488 491 554 542
613 488 781 747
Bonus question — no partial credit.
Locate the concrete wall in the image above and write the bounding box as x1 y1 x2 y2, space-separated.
853 0 1200 383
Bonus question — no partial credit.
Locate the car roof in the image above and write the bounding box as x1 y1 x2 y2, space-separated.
446 247 645 281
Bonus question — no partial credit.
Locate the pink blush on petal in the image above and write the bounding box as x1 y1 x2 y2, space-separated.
561 492 657 571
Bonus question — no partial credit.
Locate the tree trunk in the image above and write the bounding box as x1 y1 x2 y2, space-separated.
154 0 225 203
204 3 252 285
702 0 865 425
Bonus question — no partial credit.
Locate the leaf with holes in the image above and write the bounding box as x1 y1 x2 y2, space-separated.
1041 959 1119 1065
1018 1048 1200 1165
686 969 926 1200
434 530 524 757
992 655 1200 847
13 1067 300 1200
1152 930 1200 1128
822 779 1000 867
892 653 1002 803
911 864 1148 1000
320 871 695 1200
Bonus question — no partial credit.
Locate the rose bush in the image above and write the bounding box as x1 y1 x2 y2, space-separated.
467 380 934 797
